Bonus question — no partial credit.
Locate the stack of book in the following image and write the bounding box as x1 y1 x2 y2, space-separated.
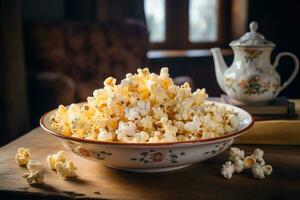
220 95 297 120
210 96 300 145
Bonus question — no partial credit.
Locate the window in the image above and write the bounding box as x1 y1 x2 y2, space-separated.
144 0 165 42
189 0 218 42
144 0 229 49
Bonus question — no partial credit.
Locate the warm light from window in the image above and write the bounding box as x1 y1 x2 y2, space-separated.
144 0 165 42
189 0 218 42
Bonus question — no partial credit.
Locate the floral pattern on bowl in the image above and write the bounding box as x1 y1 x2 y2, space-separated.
130 149 187 164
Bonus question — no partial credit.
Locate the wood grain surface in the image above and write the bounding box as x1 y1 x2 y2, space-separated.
0 128 300 200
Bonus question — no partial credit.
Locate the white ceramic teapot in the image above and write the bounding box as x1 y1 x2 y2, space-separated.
211 21 299 105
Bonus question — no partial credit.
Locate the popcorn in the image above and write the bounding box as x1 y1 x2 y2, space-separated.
115 121 137 142
221 161 235 179
222 147 273 180
232 157 244 173
139 116 153 130
251 163 265 180
51 67 239 143
184 116 201 133
161 118 178 142
125 107 140 121
132 131 149 143
15 147 31 166
262 165 273 175
252 148 265 166
253 148 264 159
48 151 78 179
227 114 239 128
23 170 45 185
55 161 77 179
97 128 114 141
243 156 256 169
27 160 44 173
229 147 245 161
22 160 44 184
47 151 66 170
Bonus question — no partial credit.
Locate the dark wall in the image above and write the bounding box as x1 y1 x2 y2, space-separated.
149 55 232 96
21 0 64 21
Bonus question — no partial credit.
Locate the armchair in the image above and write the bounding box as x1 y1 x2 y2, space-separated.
24 20 149 124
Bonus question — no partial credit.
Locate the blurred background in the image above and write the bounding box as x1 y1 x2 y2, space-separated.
1 0 300 145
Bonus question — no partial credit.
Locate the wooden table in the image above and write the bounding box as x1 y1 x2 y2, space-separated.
0 128 299 200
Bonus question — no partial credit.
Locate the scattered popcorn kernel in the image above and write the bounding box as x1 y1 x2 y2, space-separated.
47 151 66 170
55 161 77 179
27 160 44 173
253 148 264 159
15 147 31 166
262 165 273 175
221 161 235 179
243 156 256 169
50 67 239 143
229 147 245 161
252 148 265 166
223 147 272 180
256 157 265 166
23 170 44 184
233 157 244 173
251 163 265 180
22 160 45 185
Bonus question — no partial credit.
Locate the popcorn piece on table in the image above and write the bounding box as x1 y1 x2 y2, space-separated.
48 150 78 179
27 160 44 172
47 150 66 170
15 147 31 166
22 160 44 184
251 163 265 180
222 147 273 180
229 147 245 161
253 148 264 159
23 170 45 185
262 165 273 175
252 148 265 166
243 156 256 169
232 157 244 173
221 161 235 179
55 161 77 179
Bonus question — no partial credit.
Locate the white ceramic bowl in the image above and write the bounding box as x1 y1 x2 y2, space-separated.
40 101 253 173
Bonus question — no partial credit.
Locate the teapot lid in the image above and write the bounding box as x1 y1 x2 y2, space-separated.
229 21 275 47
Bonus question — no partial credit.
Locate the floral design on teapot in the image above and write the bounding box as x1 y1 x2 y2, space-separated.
224 78 236 93
244 49 262 63
224 75 280 96
239 75 270 95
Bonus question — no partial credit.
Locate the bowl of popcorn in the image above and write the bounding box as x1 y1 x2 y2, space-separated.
40 67 253 173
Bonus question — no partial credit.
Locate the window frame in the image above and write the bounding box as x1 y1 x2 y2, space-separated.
148 0 231 50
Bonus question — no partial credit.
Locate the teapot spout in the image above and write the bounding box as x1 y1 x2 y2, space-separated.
210 48 228 93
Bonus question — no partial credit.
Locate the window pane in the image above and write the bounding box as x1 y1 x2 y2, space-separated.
189 0 218 42
144 0 165 42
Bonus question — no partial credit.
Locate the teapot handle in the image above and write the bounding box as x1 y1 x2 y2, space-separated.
273 52 299 94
